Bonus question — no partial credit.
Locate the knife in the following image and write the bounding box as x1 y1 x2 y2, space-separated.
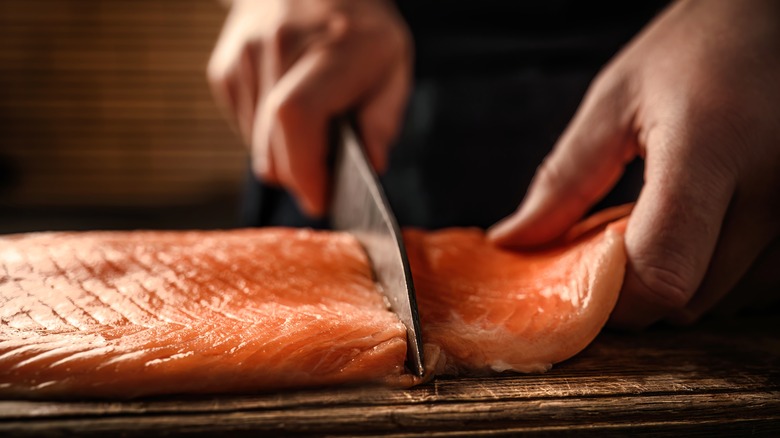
330 121 425 377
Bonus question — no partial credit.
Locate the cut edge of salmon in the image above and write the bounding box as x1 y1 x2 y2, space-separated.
534 223 626 367
0 228 411 399
0 206 633 398
534 206 631 367
404 205 631 377
436 228 625 375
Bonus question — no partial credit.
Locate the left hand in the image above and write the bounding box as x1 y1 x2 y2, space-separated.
488 0 780 328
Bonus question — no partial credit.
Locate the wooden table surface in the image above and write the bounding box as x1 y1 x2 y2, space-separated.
1 312 778 437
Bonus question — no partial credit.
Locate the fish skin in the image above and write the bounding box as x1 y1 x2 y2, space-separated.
0 229 408 399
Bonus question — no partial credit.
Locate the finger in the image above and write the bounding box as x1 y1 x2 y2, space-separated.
252 108 280 185
206 9 246 129
608 128 737 329
666 201 774 324
260 49 335 216
251 30 284 186
358 55 411 173
488 75 638 247
235 46 260 146
259 19 406 216
666 218 769 324
207 65 238 127
252 22 309 187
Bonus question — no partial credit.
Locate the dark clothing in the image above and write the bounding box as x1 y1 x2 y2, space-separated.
241 1 670 229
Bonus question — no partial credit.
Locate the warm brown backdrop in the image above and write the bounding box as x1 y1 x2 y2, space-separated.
0 0 245 223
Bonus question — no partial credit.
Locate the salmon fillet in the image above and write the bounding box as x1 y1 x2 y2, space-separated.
0 229 408 398
0 207 630 399
406 205 630 376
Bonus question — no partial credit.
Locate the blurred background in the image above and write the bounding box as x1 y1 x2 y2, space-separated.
0 0 245 234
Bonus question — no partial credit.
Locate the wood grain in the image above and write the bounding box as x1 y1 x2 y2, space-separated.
1 313 778 436
0 0 246 207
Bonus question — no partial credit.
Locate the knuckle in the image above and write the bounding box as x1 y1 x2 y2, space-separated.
325 12 356 42
583 64 634 116
534 155 591 206
325 10 407 49
633 260 695 310
208 37 263 87
589 66 620 96
535 156 566 189
686 109 752 179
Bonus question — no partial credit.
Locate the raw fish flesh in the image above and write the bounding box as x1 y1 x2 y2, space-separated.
0 206 630 398
406 205 630 376
0 229 409 398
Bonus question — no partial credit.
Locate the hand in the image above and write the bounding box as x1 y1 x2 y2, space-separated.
207 0 412 216
488 0 780 328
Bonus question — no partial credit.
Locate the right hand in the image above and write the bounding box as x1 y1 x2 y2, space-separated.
488 0 780 328
208 0 413 216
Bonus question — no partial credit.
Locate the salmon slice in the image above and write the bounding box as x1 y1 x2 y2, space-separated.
0 206 630 399
0 229 408 398
406 205 631 375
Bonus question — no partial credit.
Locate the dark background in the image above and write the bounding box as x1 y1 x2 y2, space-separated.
0 1 670 234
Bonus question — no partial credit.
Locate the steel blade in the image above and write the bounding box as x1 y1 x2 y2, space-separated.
330 122 425 377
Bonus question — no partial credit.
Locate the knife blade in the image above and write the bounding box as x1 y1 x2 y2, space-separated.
330 121 425 377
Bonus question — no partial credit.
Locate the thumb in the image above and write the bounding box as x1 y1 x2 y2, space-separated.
488 76 637 247
608 124 736 329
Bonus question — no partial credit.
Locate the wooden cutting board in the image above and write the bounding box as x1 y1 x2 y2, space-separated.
1 312 778 437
